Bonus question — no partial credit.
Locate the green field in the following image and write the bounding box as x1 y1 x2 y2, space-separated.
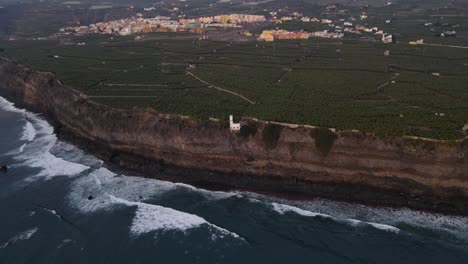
1 33 467 139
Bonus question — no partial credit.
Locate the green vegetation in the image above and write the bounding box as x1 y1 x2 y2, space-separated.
239 121 258 139
0 32 467 140
262 124 283 149
310 128 338 156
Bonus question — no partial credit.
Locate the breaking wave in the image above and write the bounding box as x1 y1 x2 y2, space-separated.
1 143 26 156
0 121 34 156
0 228 39 249
67 167 243 240
272 202 401 233
295 199 468 240
0 96 25 114
11 110 89 180
20 121 36 142
2 95 468 248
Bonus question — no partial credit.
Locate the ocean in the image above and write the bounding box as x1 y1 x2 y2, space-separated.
0 96 467 264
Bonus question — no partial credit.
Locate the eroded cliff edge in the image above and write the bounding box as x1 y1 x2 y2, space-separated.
0 61 467 215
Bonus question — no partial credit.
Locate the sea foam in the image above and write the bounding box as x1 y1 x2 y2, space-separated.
0 97 31 156
0 228 39 249
345 219 400 233
20 121 36 142
93 170 236 202
8 105 89 179
68 167 243 240
271 202 401 233
272 203 332 218
109 195 208 236
1 143 26 157
0 96 25 114
0 96 88 179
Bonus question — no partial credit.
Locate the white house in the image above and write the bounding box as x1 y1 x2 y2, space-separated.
229 115 241 132
382 34 392 44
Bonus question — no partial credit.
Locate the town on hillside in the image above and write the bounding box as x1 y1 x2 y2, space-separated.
59 9 397 43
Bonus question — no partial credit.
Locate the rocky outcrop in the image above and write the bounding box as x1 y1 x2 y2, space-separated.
0 61 467 215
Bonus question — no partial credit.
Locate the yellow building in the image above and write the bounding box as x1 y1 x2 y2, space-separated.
189 28 205 34
409 39 424 45
221 15 230 22
155 27 171 33
259 30 274 41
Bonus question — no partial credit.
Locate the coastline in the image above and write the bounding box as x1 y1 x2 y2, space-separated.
0 60 467 216
57 121 468 216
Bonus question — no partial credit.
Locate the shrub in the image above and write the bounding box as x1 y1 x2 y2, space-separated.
310 128 338 156
239 121 258 139
262 124 283 149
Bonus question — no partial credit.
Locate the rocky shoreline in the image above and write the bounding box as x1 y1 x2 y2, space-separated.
0 60 467 215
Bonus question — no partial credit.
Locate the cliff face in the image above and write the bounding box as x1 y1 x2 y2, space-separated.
1 61 467 214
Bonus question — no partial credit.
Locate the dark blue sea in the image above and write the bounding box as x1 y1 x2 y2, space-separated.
0 96 467 264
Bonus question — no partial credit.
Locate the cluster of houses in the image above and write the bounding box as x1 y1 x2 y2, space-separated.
60 8 397 44
349 25 394 43
262 10 394 43
258 27 389 42
259 30 310 41
424 22 458 37
258 29 344 42
268 8 369 26
62 14 266 36
182 14 266 24
310 30 344 39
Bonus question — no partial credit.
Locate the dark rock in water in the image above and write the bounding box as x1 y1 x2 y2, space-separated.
139 196 143 199
88 195 94 200
0 165 7 173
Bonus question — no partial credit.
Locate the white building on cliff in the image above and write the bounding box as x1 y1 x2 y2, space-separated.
229 115 241 132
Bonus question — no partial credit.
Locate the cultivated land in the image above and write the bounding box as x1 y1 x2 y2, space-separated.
1 0 467 140
1 34 467 140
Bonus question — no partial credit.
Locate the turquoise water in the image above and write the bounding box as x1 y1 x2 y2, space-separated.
0 97 468 264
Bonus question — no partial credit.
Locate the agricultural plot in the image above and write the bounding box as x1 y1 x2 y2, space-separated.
1 34 467 139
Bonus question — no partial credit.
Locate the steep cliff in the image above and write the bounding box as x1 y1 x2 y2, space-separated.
0 61 467 215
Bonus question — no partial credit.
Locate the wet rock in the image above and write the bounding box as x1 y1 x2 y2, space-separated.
87 195 94 200
0 165 7 173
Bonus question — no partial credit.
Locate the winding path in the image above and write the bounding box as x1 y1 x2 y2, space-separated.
104 84 168 87
376 73 399 92
185 71 256 105
86 96 158 98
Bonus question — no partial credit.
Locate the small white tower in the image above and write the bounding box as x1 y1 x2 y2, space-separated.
229 115 241 132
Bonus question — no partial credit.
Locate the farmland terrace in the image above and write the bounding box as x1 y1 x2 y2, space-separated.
0 33 467 140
